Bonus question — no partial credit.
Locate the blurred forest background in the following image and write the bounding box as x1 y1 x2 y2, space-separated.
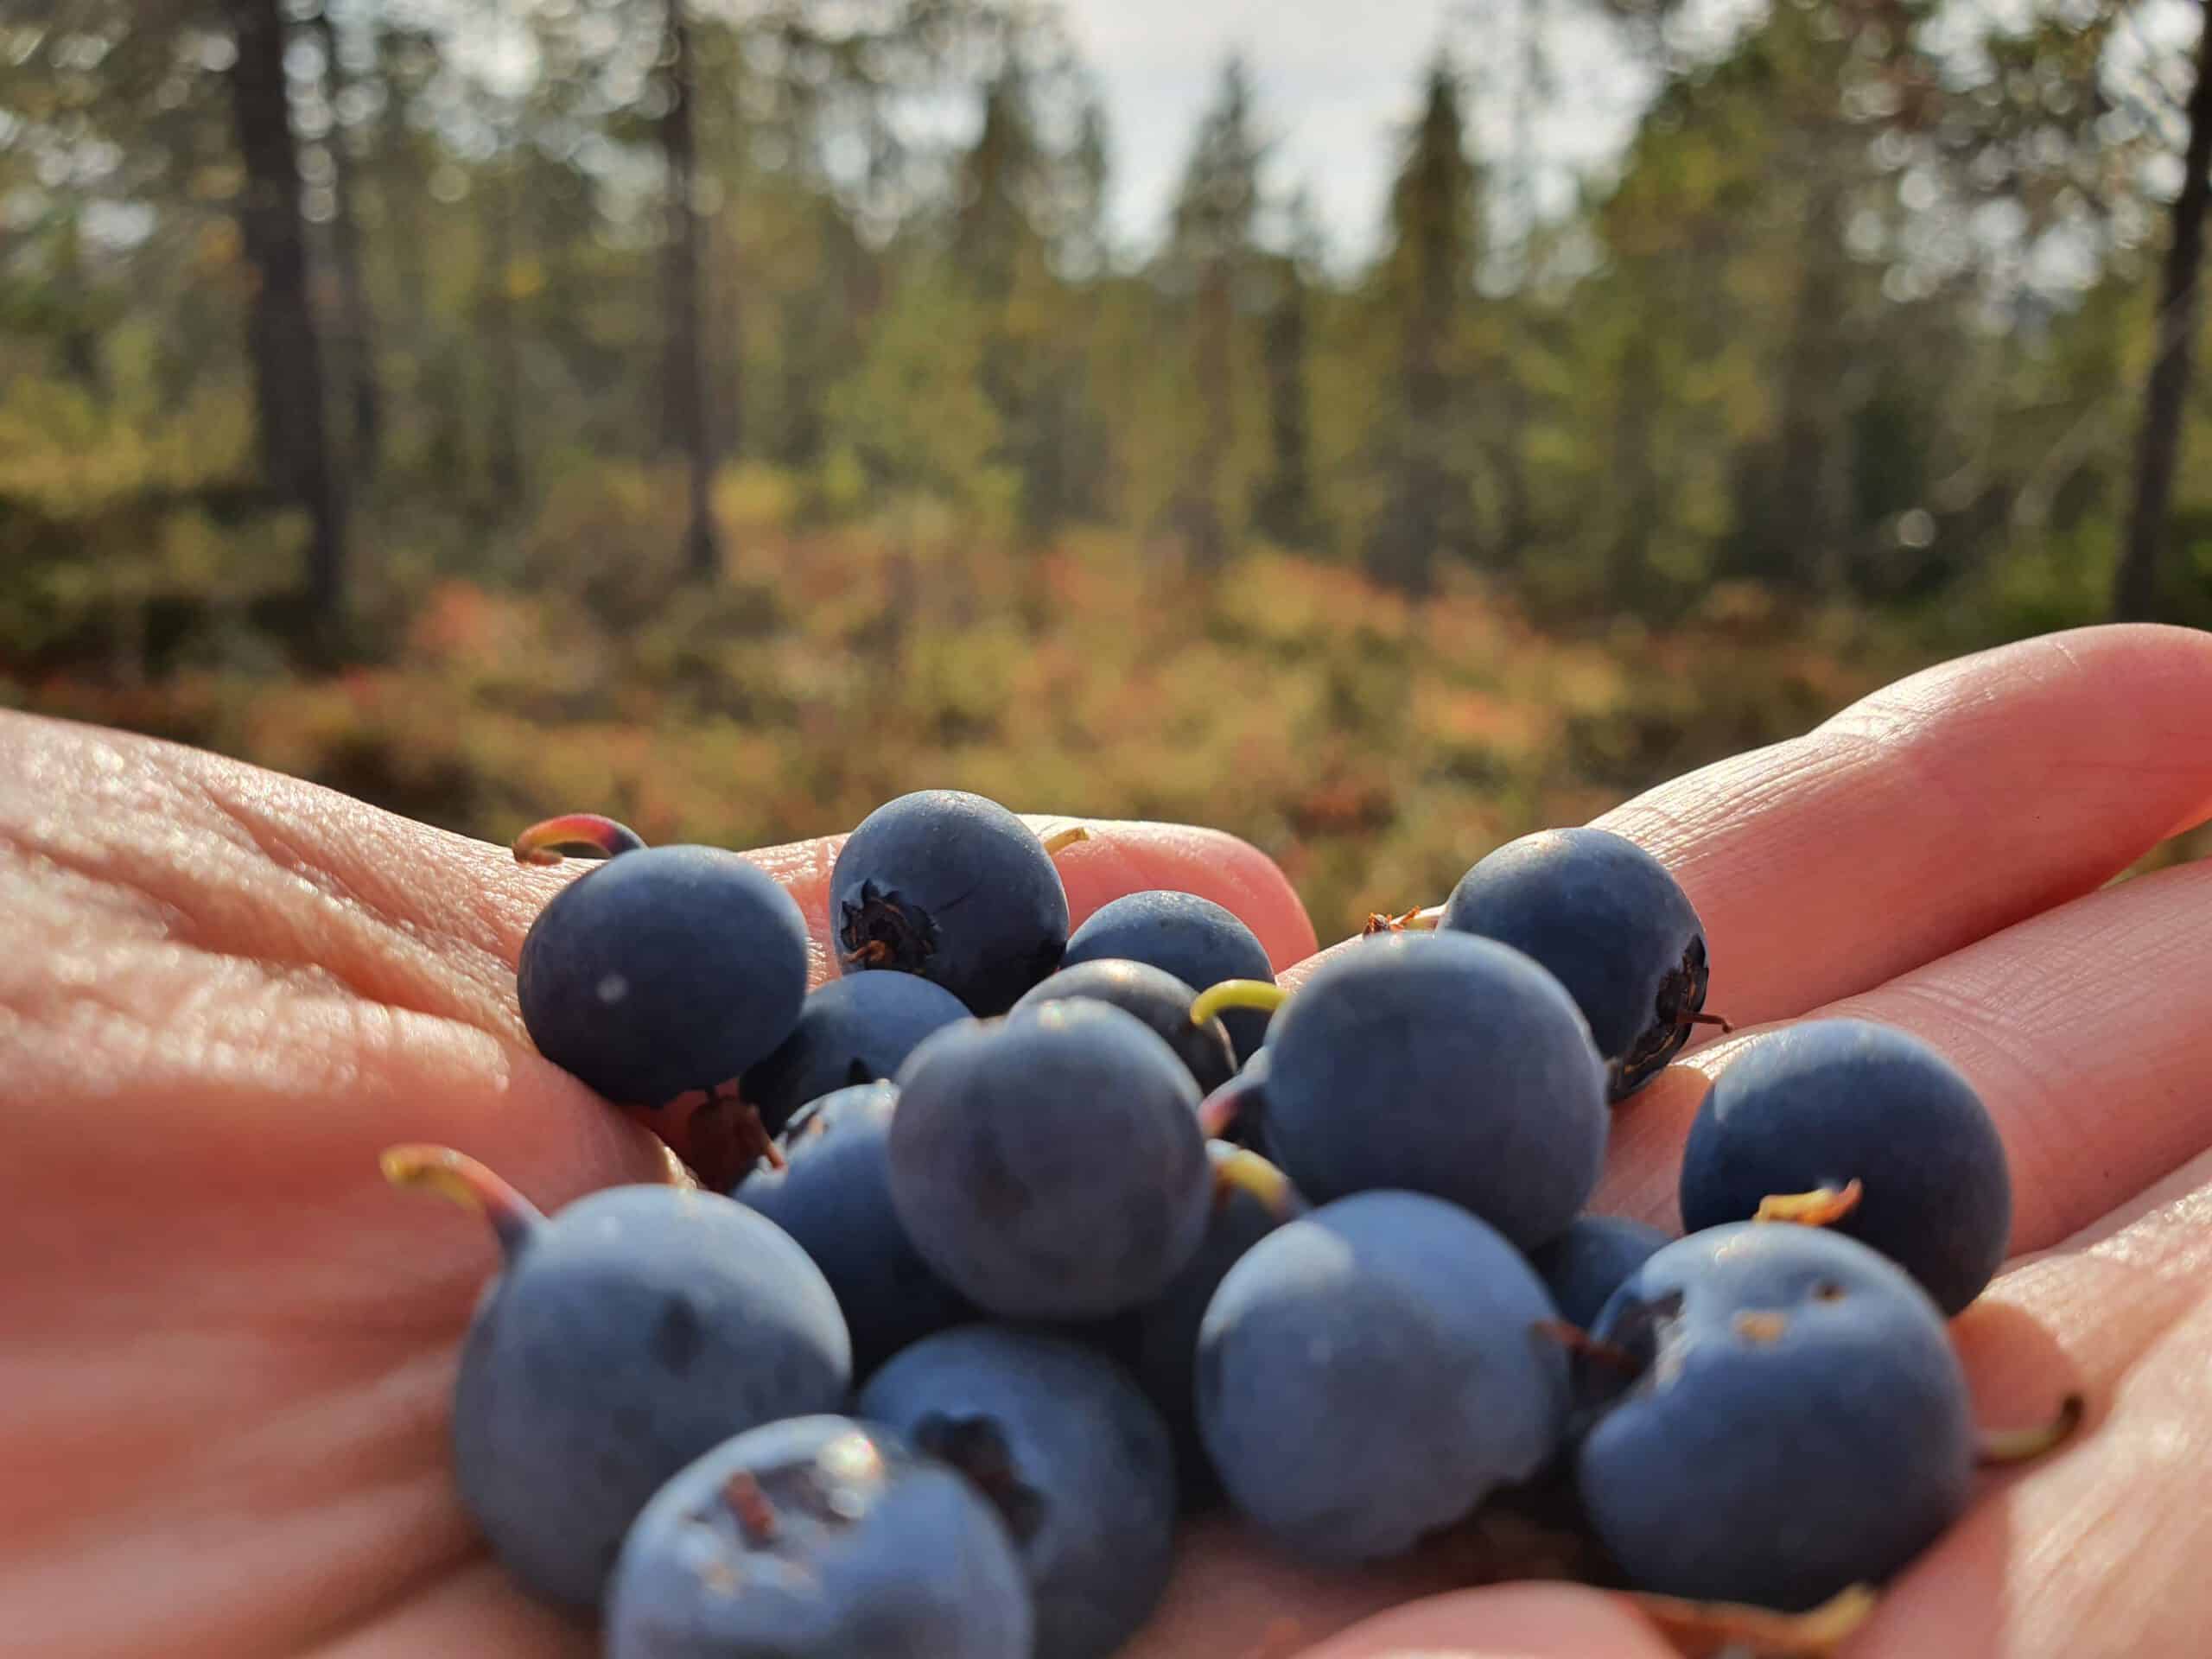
5 0 2212 936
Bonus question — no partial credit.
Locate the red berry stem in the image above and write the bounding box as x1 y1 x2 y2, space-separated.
512 814 648 867
380 1144 544 1256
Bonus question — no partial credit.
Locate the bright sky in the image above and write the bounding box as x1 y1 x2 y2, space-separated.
1055 0 2200 267
1055 0 1667 263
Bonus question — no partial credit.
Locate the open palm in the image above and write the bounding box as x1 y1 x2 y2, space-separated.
7 623 2211 1659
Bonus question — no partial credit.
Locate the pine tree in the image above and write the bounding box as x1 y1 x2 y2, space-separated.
951 55 1109 533
2117 0 2212 620
954 66 1043 303
1164 56 1264 570
660 0 719 579
1252 189 1322 548
1365 51 1478 594
225 0 347 628
306 0 381 479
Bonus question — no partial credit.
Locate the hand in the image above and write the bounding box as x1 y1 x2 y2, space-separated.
3 623 2209 1659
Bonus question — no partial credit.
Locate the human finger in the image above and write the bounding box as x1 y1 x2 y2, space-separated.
1598 857 2212 1254
1854 1147 2212 1657
1292 1580 1675 1659
1281 626 2212 1020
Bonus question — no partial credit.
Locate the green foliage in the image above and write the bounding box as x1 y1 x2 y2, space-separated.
6 0 2202 619
3 0 2209 916
824 265 1015 524
0 478 1921 939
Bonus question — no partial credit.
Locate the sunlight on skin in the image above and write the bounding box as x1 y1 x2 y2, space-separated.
3 624 2212 1657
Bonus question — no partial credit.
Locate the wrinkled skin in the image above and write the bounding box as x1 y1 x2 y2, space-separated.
8 622 2212 1658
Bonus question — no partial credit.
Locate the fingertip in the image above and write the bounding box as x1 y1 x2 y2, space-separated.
1296 1582 1676 1659
1036 817 1320 972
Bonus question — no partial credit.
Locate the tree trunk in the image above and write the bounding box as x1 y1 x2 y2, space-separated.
485 160 523 512
226 0 347 630
55 211 104 392
308 1 382 479
2117 0 2212 621
1607 327 1659 599
374 26 429 337
718 176 743 467
661 0 720 581
1254 257 1315 548
1186 251 1234 571
1771 167 1851 592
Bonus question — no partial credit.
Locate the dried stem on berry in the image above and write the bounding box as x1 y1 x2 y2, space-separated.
1362 906 1444 936
1624 1581 1877 1657
1753 1179 1864 1228
1978 1392 2086 1465
721 1472 781 1545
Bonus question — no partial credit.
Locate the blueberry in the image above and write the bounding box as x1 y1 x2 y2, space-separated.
1529 1215 1672 1332
606 1415 1033 1658
1261 931 1608 1249
1197 1190 1569 1561
741 973 973 1137
860 1328 1177 1659
830 790 1069 1015
1108 1142 1306 1501
1679 1019 2012 1315
887 1001 1211 1319
1012 957 1237 1095
1440 828 1713 1100
383 1147 851 1608
1577 1224 1974 1610
1063 889 1276 1060
518 843 810 1107
734 1084 973 1376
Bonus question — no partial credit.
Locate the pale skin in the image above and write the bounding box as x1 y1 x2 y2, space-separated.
5 623 2212 1659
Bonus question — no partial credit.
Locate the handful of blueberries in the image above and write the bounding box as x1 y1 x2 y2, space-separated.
385 790 2073 1658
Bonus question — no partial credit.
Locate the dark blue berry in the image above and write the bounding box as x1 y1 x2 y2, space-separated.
1578 1224 1974 1610
518 844 810 1107
1063 889 1276 1060
606 1415 1033 1658
887 1001 1211 1319
734 1083 972 1376
1012 957 1237 1095
385 1148 851 1609
830 791 1068 1015
1260 931 1608 1249
1529 1215 1671 1332
1679 1019 2011 1315
740 973 972 1137
1441 828 1712 1100
860 1328 1177 1659
1198 1190 1568 1561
